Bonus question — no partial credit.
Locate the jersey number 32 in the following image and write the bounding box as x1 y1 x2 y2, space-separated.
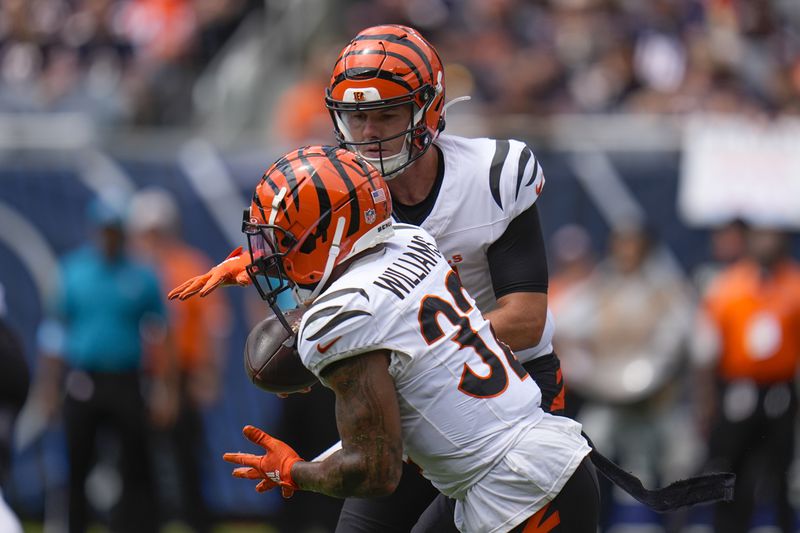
419 270 528 398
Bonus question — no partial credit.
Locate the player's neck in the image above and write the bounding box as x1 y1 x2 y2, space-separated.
387 145 438 206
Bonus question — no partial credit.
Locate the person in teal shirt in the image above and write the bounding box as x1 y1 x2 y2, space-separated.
35 197 175 533
59 241 165 372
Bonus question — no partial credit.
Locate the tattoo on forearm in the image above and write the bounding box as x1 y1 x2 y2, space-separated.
292 352 402 498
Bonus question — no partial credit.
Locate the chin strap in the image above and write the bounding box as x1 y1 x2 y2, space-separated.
583 433 735 512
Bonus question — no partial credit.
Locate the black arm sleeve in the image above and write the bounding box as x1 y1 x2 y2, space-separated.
487 203 549 299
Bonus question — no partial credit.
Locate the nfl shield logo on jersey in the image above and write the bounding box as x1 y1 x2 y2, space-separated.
364 208 376 224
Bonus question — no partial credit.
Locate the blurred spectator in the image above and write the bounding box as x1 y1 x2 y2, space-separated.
128 187 230 533
0 0 133 120
693 224 800 533
30 195 176 533
548 223 596 311
0 284 28 533
269 39 338 144
0 0 257 124
119 0 196 65
117 0 198 124
692 217 748 296
548 223 596 420
555 222 695 529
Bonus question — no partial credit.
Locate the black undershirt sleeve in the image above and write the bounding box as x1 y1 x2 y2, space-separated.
487 203 549 299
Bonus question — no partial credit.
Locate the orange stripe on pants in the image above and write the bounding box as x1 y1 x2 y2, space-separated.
522 502 561 533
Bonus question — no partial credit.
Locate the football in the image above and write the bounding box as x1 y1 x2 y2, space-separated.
244 307 318 394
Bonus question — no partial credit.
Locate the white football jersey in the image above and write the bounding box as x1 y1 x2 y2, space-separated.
404 134 555 362
297 225 589 533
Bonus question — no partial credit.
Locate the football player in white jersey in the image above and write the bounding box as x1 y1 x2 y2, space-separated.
323 25 565 532
169 24 566 532
222 145 599 533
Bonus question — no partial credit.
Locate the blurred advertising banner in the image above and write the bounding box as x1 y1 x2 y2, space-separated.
679 115 800 229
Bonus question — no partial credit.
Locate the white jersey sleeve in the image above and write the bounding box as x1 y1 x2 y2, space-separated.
421 135 554 360
490 138 545 221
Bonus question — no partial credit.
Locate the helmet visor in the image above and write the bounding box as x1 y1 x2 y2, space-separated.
247 227 278 263
241 212 295 305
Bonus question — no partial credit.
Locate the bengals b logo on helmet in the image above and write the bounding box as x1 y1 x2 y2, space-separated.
247 146 393 298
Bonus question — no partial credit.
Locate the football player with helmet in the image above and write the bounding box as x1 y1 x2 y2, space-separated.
175 26 734 531
171 24 565 531
323 24 558 394
323 24 565 531
223 145 599 533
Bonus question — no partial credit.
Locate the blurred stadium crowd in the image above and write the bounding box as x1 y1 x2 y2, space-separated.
1 1 800 533
344 0 800 116
0 0 260 124
2 0 800 126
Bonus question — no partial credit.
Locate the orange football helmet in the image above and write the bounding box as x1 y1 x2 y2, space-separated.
243 146 393 310
325 24 445 177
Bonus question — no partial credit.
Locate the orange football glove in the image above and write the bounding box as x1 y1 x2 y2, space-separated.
223 425 303 498
167 246 252 300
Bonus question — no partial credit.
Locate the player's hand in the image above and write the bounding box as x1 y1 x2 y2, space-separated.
168 246 252 300
223 425 303 498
